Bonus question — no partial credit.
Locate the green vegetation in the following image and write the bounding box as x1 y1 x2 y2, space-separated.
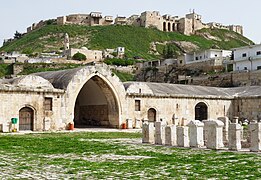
72 52 87 61
0 64 13 78
0 25 253 60
104 58 136 66
0 132 260 179
18 63 84 75
112 69 134 82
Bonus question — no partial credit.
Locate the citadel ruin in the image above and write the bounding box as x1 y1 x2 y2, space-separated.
27 10 243 36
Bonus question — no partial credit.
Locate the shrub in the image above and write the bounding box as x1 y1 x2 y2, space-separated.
72 52 86 61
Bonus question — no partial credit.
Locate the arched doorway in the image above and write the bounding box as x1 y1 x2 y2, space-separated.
74 75 119 128
172 23 176 31
163 22 166 31
19 107 34 131
168 22 171 31
195 102 208 121
148 108 156 122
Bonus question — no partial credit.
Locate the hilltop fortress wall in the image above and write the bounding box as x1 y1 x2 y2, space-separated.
26 10 243 36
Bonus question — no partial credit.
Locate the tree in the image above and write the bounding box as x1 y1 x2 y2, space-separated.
163 44 175 59
14 31 22 39
72 52 86 61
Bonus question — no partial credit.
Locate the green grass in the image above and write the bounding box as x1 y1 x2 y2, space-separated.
0 25 253 60
17 63 84 75
112 69 134 82
0 63 13 78
0 132 260 179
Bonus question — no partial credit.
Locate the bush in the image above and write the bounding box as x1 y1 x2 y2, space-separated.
104 58 136 66
72 52 86 61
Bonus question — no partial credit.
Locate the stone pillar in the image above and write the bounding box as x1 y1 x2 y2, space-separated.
205 120 224 149
155 121 167 145
187 120 204 148
126 119 133 129
217 117 230 142
202 120 211 144
249 122 261 152
177 126 189 147
228 123 242 151
135 119 141 129
232 116 239 124
165 125 177 146
142 122 155 144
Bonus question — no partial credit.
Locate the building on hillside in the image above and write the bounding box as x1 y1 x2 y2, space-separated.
232 44 261 71
57 12 113 26
1 52 29 63
0 64 261 132
64 47 103 62
177 49 232 71
115 16 127 25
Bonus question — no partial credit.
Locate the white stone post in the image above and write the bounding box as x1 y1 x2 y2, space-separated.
155 121 167 145
135 119 141 129
217 117 230 142
177 126 189 147
205 120 224 149
142 122 155 144
249 122 261 152
187 120 204 148
126 118 133 129
228 123 242 151
165 125 177 146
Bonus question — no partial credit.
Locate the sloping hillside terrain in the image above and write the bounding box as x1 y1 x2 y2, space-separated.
0 24 253 59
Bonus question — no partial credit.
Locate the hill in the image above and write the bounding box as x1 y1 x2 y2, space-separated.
0 24 254 59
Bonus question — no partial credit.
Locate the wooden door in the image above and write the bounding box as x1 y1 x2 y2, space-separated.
19 107 34 130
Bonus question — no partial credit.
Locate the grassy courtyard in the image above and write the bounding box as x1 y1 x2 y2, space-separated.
0 131 260 179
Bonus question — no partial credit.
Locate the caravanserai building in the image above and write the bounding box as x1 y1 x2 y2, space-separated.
0 64 260 131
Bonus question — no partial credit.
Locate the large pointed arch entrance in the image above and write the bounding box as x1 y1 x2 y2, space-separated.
74 75 119 128
195 102 208 121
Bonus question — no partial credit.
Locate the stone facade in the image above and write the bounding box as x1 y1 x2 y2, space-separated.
1 64 261 132
44 10 243 36
64 47 103 62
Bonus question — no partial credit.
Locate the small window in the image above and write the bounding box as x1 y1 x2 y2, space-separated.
244 67 247 70
257 66 261 70
195 57 198 60
135 100 141 111
180 60 183 64
242 53 247 57
44 98 52 111
257 51 261 56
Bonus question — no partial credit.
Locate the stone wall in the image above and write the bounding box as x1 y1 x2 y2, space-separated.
78 105 109 126
126 95 233 125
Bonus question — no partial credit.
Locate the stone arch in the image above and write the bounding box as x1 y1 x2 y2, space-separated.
19 106 34 131
172 23 175 31
163 22 166 31
148 108 157 122
36 64 126 129
168 22 171 31
195 102 208 121
74 75 119 128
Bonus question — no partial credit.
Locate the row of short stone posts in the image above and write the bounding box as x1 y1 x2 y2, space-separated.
142 119 261 152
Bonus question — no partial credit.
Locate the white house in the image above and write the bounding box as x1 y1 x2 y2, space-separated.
178 49 232 65
232 44 261 71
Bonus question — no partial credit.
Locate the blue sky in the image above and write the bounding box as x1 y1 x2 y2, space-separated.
1 0 260 47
